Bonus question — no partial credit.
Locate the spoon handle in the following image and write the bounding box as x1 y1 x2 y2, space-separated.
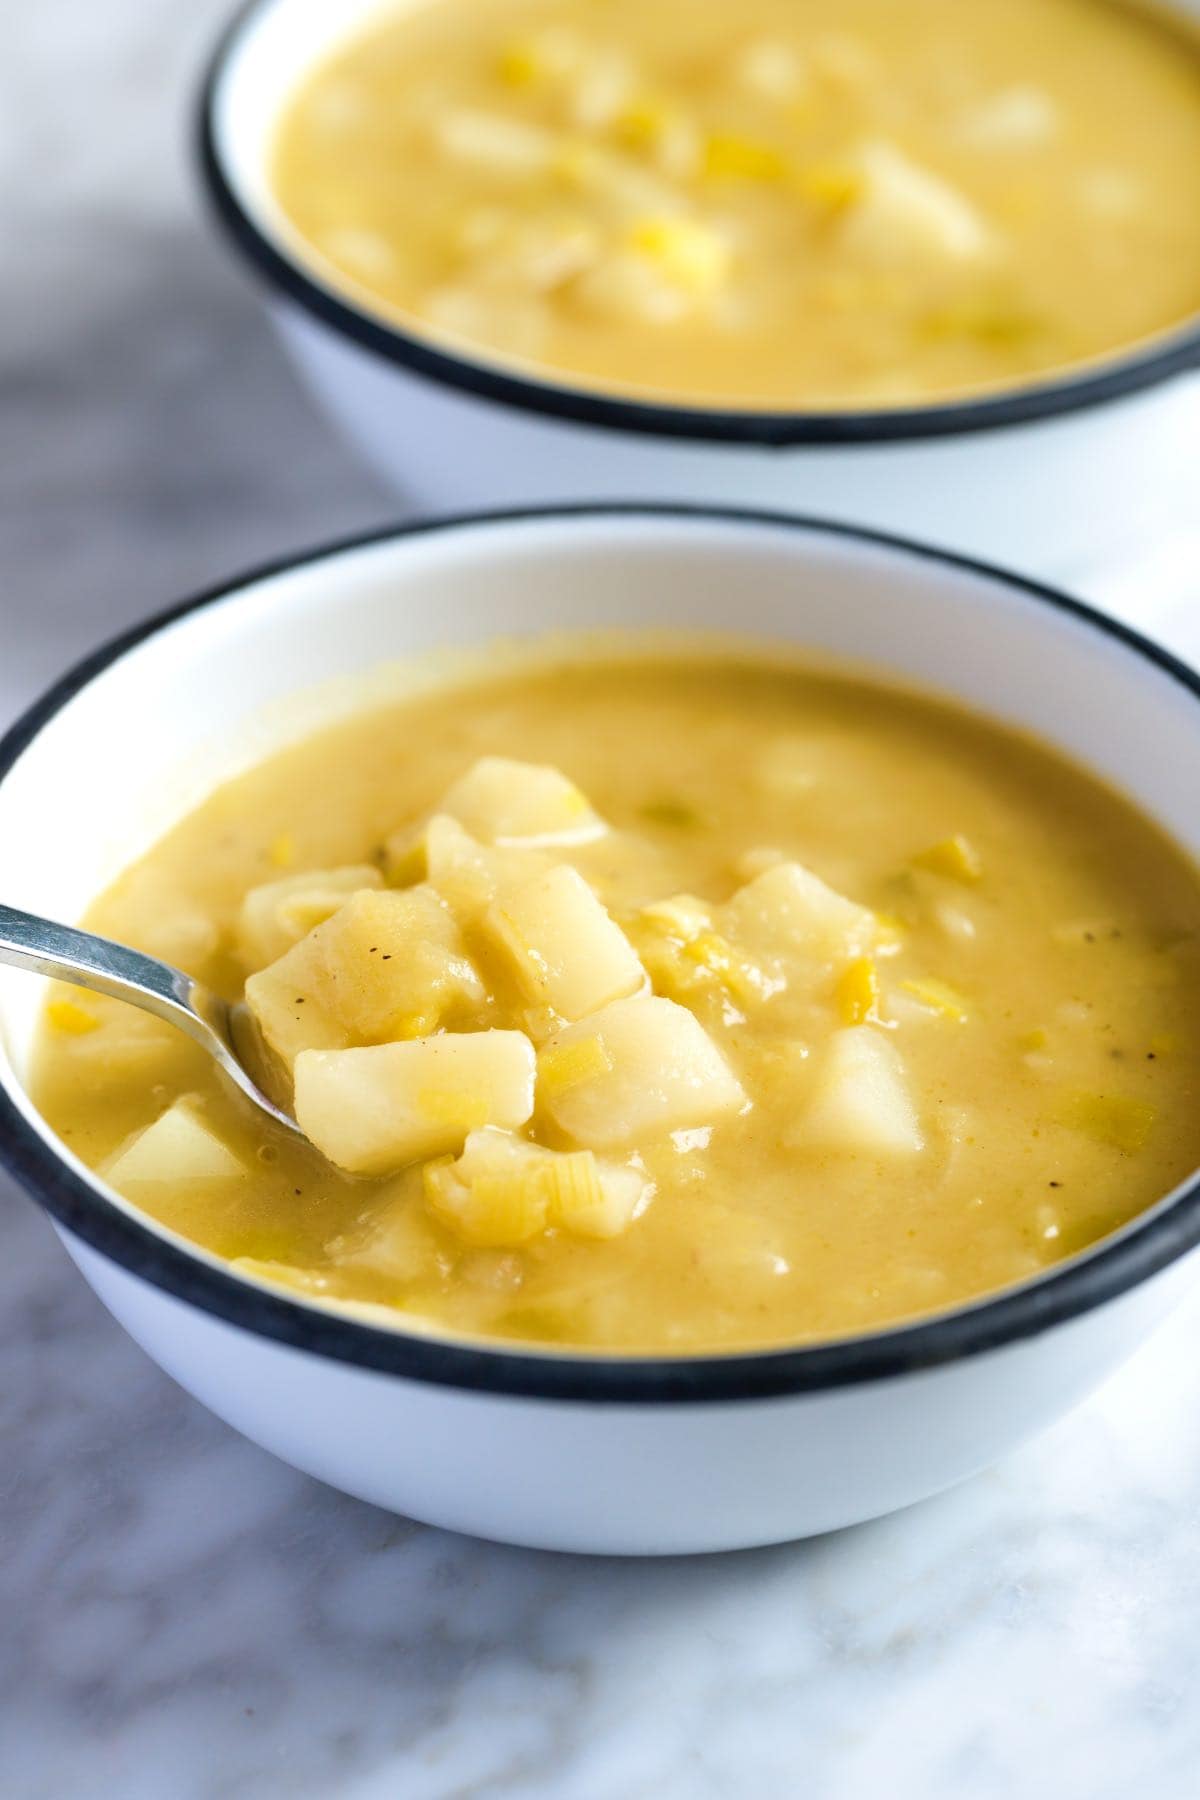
0 901 300 1135
0 899 205 1027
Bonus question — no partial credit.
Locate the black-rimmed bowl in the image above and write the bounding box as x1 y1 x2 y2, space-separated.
2 507 1199 1552
198 0 1200 582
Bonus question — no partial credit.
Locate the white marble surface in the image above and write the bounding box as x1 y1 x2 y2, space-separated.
2 5 1200 1796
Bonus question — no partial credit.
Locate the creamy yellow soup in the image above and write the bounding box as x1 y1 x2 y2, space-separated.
32 651 1200 1353
269 0 1200 408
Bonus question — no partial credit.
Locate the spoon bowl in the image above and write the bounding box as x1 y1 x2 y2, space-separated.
0 901 300 1136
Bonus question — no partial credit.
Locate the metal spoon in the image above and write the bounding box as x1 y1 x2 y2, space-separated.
0 901 300 1135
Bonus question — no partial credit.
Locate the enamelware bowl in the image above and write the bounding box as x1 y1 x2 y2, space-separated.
198 0 1200 586
2 506 1199 1554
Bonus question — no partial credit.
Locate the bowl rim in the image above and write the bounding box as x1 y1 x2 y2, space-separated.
3 503 1200 1402
197 0 1200 449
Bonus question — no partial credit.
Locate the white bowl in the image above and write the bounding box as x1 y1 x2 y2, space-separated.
198 0 1200 586
2 507 1199 1554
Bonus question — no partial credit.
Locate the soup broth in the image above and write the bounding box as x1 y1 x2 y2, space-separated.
269 0 1200 408
32 650 1200 1352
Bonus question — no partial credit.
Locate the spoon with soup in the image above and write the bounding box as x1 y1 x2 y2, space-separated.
0 901 300 1134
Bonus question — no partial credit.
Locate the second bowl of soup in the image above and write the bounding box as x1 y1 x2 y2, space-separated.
201 0 1200 581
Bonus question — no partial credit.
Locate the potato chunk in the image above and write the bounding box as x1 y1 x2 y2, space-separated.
484 864 645 1025
723 861 878 976
840 141 995 266
407 814 552 925
802 1027 923 1156
437 757 606 848
538 996 746 1150
105 1099 243 1186
957 86 1058 150
424 1127 650 1245
434 108 555 177
245 886 485 1070
242 941 349 1070
236 865 383 970
294 1031 536 1174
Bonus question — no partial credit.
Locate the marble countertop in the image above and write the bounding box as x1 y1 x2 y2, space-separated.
3 6 1200 1795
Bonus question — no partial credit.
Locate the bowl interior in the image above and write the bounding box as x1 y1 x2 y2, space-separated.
3 506 1200 1383
3 509 1199 1091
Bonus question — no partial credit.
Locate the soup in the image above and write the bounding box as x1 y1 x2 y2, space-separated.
32 648 1200 1352
269 0 1200 409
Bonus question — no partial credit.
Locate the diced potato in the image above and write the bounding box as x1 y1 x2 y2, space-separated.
319 226 396 279
957 86 1058 150
687 1198 792 1286
874 910 905 947
840 141 995 266
294 1031 536 1174
425 1127 649 1243
437 757 606 848
388 814 547 923
243 939 350 1070
627 216 731 294
425 285 550 358
44 1003 184 1082
733 846 789 883
568 48 636 130
734 39 809 103
127 905 221 971
236 866 383 970
553 138 679 215
312 887 484 1040
245 886 485 1069
484 864 645 1022
105 1099 244 1186
802 1027 924 1156
913 835 983 884
932 901 977 943
538 996 745 1150
723 861 879 971
434 109 555 177
578 215 730 324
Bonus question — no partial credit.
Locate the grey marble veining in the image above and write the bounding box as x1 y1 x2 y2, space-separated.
2 4 1200 1796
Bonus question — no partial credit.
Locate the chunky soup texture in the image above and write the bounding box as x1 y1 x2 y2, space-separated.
33 655 1200 1352
270 0 1200 408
